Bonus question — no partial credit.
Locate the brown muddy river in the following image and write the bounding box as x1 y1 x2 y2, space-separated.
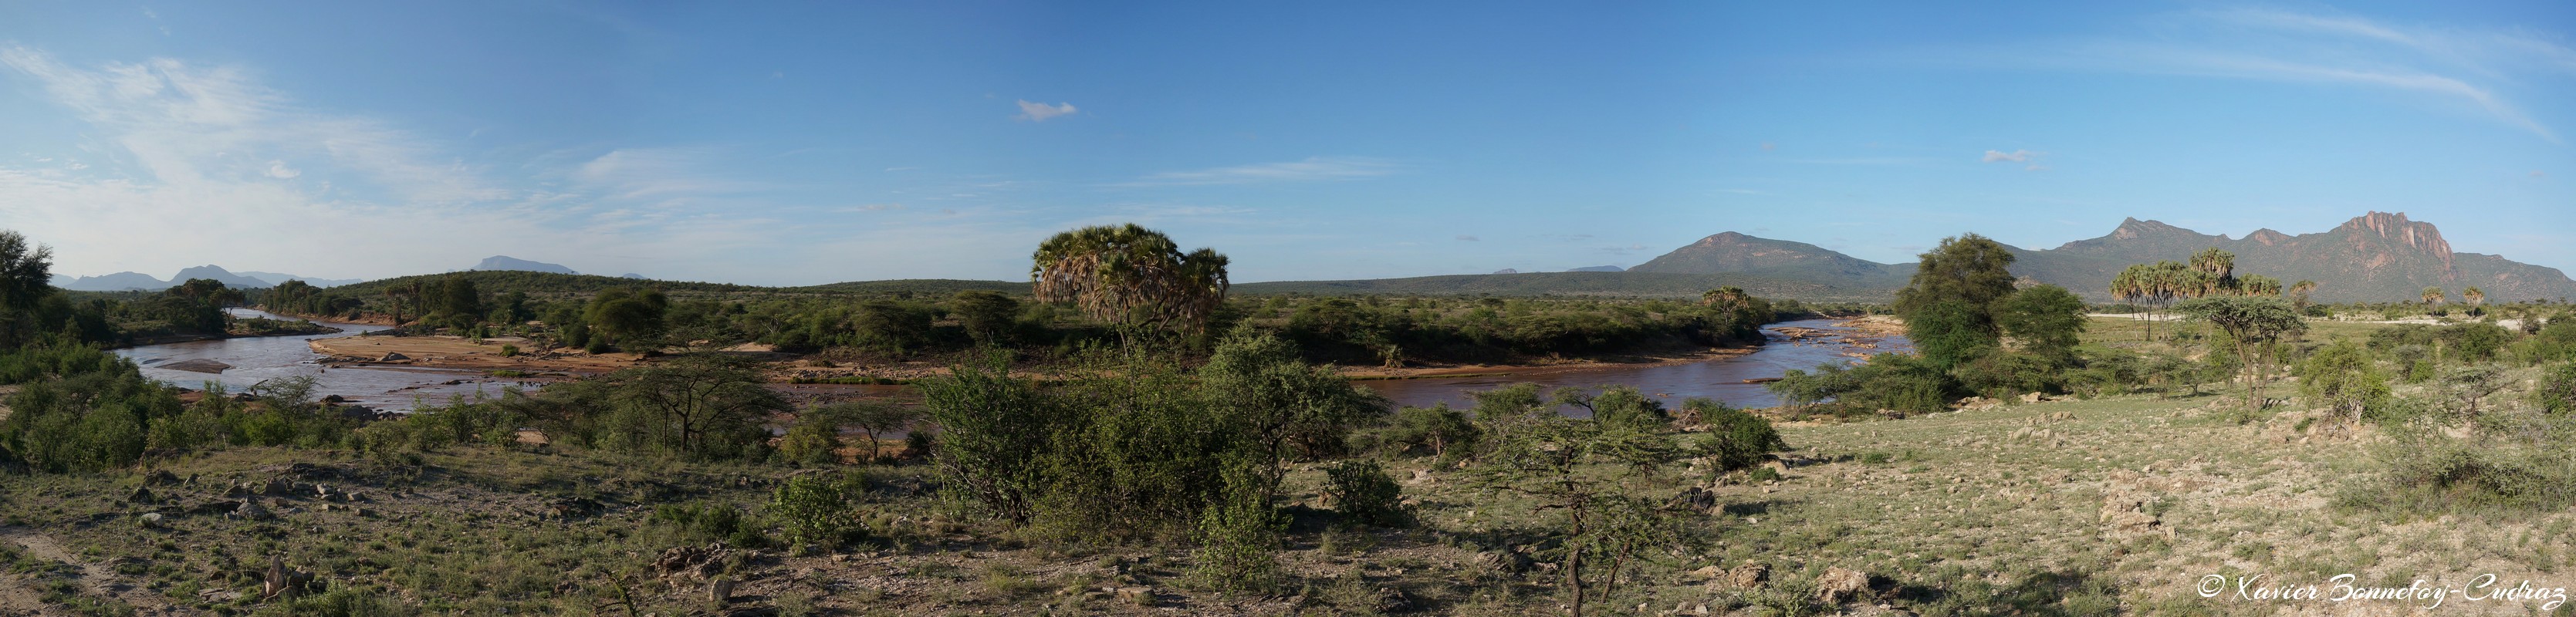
113 308 535 412
1357 318 1911 411
115 313 1904 415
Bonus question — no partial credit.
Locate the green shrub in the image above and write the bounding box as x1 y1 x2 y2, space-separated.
1188 460 1285 593
1384 403 1479 460
1321 460 1409 528
1954 349 2066 398
2297 341 2390 420
2534 363 2576 415
498 344 519 357
1689 397 1786 472
769 475 856 549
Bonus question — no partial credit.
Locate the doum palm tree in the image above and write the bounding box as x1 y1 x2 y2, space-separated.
2422 287 2446 308
1031 224 1230 335
2463 286 2486 312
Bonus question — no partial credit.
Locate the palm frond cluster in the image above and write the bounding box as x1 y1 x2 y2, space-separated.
1031 224 1230 333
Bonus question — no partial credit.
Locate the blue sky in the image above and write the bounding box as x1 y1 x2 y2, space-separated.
1 2 2570 285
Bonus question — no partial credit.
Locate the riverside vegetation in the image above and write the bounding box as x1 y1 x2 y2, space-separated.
3 226 2576 615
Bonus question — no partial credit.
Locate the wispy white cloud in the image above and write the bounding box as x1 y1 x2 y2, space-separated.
0 46 797 282
1918 8 2571 143
1980 150 2033 163
572 147 766 201
1013 99 1077 122
1124 157 1402 186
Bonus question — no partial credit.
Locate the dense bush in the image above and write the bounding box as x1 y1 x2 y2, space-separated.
2297 341 2390 420
769 474 858 549
2536 363 2576 415
1321 459 1409 528
1770 352 1956 416
920 329 1383 539
1383 403 1479 460
1688 398 1786 472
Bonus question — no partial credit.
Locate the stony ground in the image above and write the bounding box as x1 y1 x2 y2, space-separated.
6 315 2572 615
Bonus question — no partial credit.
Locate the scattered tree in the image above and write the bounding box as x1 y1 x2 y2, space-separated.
2176 296 2307 410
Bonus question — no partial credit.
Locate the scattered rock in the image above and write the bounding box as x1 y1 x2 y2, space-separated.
1116 586 1157 606
1477 550 1536 574
142 470 181 486
1684 565 1722 582
655 544 732 580
379 352 409 362
709 576 737 604
139 512 164 527
126 487 157 504
1373 586 1415 613
234 500 274 521
1814 566 1870 605
262 555 314 601
1727 562 1770 588
2018 392 2044 404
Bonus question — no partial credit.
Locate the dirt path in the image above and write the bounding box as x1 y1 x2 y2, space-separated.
0 525 190 615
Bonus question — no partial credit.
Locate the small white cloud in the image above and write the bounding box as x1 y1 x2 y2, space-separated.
2025 164 2047 172
1455 234 1479 241
851 203 903 211
265 160 299 178
1982 149 2034 163
1760 142 1776 151
1014 99 1077 122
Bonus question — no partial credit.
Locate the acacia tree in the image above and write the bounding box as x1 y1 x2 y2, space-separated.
0 231 53 346
2177 296 2307 410
948 291 1021 346
0 231 52 312
1471 412 1689 617
1994 284 2088 360
1031 224 1229 335
594 354 788 460
1892 233 2017 366
2288 280 2318 313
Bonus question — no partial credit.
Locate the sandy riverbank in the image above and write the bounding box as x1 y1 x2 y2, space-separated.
309 335 645 374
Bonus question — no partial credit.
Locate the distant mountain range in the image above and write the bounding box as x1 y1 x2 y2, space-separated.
473 255 577 275
49 214 2564 303
52 265 362 292
1619 211 2574 303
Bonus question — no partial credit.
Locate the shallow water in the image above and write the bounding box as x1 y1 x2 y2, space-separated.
1357 318 1911 411
117 313 1906 414
113 308 526 412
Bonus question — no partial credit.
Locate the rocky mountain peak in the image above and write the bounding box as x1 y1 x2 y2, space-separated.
1692 231 1753 245
2108 217 2187 240
2338 213 2452 259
